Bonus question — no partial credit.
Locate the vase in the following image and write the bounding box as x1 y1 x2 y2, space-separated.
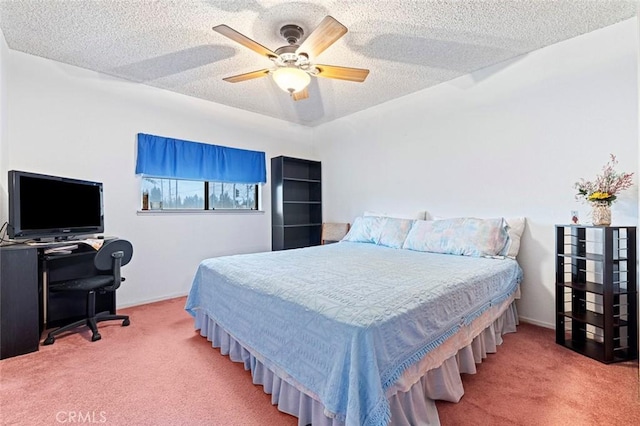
591 201 611 226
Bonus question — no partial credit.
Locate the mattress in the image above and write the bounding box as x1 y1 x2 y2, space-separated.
185 242 523 426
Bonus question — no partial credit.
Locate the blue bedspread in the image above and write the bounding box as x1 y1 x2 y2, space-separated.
185 242 522 426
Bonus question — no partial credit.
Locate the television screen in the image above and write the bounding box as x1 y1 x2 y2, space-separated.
8 170 104 240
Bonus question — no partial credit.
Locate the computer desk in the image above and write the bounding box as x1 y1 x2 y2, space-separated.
0 240 116 359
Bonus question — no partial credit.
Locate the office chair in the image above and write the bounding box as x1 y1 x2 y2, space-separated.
321 222 350 245
43 239 133 345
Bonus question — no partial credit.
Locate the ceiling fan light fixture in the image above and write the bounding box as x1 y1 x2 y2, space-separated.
272 67 311 94
215 16 367 101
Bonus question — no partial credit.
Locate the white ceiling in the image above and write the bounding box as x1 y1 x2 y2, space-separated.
0 1 636 127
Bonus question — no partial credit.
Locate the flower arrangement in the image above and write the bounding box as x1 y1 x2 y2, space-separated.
574 154 634 206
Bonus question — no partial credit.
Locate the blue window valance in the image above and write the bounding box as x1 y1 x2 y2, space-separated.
135 133 266 184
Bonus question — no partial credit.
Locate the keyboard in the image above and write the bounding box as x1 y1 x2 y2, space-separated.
26 240 80 246
43 245 79 254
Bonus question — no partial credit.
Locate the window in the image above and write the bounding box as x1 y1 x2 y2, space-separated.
135 133 266 212
208 182 257 209
142 178 258 210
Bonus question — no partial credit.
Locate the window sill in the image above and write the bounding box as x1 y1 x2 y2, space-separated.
137 209 265 215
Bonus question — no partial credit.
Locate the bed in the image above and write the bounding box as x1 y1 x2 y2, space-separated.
185 216 524 426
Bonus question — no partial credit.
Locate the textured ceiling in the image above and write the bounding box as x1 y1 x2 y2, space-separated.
0 1 636 127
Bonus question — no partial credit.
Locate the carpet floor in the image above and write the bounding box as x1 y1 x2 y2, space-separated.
1 296 638 425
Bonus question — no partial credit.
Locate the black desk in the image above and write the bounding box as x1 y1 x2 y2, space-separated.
0 241 115 359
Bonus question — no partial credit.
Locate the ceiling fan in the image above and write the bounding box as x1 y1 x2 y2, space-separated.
213 16 369 101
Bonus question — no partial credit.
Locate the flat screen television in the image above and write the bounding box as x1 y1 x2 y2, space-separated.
8 170 104 240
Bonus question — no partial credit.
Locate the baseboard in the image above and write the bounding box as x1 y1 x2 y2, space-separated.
117 292 189 310
518 316 554 330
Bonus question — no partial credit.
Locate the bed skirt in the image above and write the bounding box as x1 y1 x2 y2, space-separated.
193 290 519 426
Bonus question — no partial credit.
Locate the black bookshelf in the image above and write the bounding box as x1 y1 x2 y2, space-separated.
271 156 322 251
555 225 637 363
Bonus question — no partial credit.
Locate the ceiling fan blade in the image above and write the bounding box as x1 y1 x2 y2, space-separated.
213 25 278 59
296 16 347 59
315 65 370 82
292 87 309 101
222 69 270 83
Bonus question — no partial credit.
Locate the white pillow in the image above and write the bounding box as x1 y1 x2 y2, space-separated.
427 215 526 258
378 218 414 249
402 217 509 257
364 211 426 220
500 217 526 259
342 216 386 244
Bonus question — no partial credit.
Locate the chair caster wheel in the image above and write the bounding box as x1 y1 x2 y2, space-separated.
91 333 102 342
122 318 130 326
43 336 55 345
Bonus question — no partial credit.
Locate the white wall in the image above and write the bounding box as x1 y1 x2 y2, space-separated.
3 51 314 307
313 18 639 328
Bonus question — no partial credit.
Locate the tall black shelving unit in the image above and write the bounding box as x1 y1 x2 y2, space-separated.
271 156 322 251
555 225 637 363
